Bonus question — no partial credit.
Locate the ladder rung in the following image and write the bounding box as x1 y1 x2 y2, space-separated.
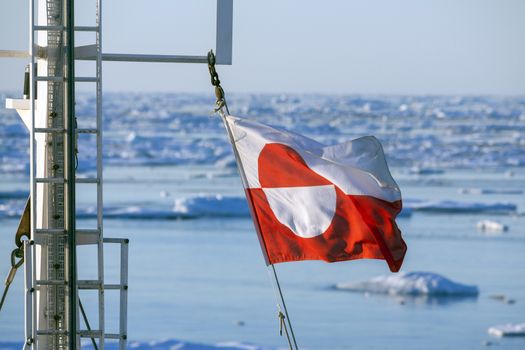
78 280 125 290
75 77 98 82
76 177 100 184
75 26 99 32
36 177 100 184
37 330 107 338
35 76 64 82
104 334 122 340
35 177 64 184
78 280 102 289
35 229 98 235
103 238 129 244
34 25 64 31
77 128 98 134
36 279 67 286
104 284 123 290
34 127 65 133
35 228 65 235
79 330 103 338
37 329 68 336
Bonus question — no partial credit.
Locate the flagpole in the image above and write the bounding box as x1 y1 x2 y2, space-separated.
267 264 299 350
218 111 300 350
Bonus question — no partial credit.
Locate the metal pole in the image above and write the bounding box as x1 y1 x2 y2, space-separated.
217 112 298 348
96 0 105 348
267 265 299 350
23 240 34 350
119 240 129 350
28 0 36 345
66 0 78 348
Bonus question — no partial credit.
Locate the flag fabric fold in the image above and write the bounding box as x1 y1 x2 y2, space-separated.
222 114 407 272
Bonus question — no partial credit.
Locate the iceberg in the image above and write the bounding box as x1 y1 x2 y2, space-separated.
335 271 479 296
488 323 525 337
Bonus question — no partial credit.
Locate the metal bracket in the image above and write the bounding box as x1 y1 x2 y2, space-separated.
0 0 233 65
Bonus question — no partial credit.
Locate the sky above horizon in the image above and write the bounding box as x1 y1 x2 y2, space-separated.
0 0 524 95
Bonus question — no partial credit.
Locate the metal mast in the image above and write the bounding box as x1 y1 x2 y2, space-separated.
65 0 78 348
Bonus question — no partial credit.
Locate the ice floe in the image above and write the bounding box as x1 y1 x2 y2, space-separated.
0 340 282 350
488 323 525 337
335 271 479 296
477 220 508 233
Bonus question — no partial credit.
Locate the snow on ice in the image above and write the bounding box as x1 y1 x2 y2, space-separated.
335 272 479 296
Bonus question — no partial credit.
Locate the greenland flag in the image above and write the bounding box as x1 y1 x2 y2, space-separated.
223 115 407 272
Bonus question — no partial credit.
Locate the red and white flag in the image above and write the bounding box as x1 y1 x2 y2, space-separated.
223 115 407 272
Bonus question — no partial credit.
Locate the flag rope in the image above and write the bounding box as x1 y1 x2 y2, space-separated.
267 265 299 350
207 50 300 349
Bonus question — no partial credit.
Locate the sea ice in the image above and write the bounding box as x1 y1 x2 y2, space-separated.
488 323 525 337
335 271 479 296
2 94 525 173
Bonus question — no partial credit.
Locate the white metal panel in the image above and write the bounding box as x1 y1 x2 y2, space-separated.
216 0 233 65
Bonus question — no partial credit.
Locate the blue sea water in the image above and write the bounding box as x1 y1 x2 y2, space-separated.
0 93 524 349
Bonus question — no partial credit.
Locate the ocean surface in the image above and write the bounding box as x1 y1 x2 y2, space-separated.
0 93 524 349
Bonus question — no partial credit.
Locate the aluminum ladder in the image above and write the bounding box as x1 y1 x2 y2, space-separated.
22 0 128 349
